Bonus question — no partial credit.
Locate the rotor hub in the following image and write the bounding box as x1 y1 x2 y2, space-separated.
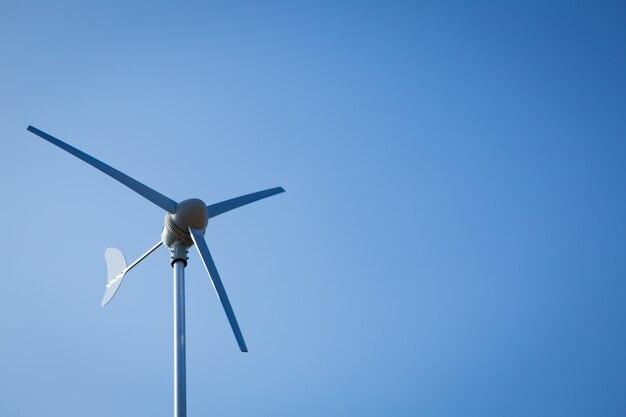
161 198 208 248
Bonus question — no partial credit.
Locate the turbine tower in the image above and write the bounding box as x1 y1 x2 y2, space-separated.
26 125 284 417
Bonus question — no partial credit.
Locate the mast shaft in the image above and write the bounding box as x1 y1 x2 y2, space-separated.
172 243 188 417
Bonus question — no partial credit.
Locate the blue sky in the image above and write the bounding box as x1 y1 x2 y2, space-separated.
1 1 625 416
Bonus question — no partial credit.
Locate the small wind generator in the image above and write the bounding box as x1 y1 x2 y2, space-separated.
26 126 284 417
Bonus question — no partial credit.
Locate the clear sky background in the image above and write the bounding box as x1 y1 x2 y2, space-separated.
1 1 625 416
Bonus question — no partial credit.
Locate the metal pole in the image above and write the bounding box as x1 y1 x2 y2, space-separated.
171 243 188 417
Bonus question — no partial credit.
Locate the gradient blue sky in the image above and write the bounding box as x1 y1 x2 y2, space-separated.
1 1 625 416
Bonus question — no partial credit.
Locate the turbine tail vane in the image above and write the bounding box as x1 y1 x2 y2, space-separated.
102 248 127 307
101 241 163 306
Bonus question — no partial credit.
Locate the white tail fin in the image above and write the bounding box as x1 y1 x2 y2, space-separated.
102 248 127 307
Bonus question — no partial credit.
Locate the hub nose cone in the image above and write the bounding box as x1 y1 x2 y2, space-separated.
173 198 209 231
161 199 208 248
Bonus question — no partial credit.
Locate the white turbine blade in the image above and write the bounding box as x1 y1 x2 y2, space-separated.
189 227 248 352
101 241 163 306
27 126 178 213
206 187 285 219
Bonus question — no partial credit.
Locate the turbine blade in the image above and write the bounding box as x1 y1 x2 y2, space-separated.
27 126 178 213
189 227 248 352
206 187 285 219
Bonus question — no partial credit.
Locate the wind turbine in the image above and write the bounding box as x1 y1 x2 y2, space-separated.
26 125 284 417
